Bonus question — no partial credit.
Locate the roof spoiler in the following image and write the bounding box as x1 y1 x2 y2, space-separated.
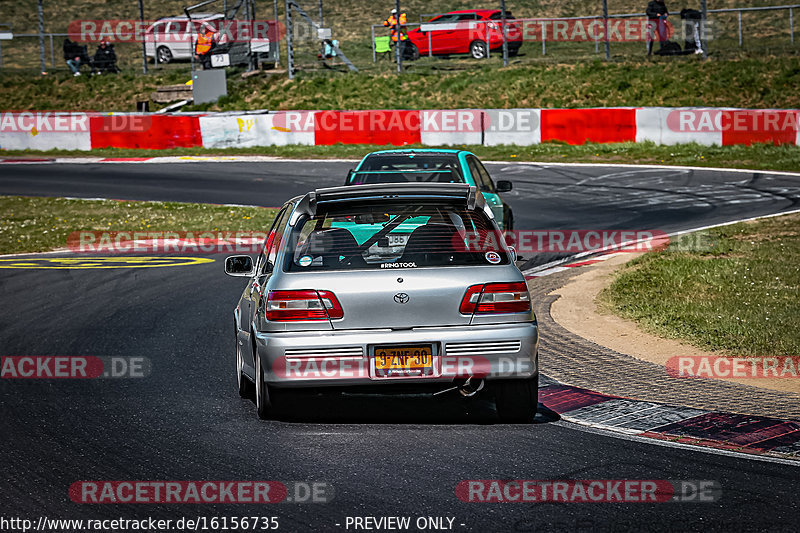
291 183 480 223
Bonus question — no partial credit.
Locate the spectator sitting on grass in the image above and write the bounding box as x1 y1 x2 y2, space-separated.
63 38 90 77
92 41 119 75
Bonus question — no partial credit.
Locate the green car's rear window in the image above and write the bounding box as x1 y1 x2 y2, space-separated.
348 154 463 185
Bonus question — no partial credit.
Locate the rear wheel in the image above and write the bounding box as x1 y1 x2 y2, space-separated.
254 351 273 420
156 46 173 64
403 42 419 61
494 376 538 423
236 334 254 398
470 40 488 59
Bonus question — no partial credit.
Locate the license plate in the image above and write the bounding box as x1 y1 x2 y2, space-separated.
210 53 230 67
374 345 433 377
388 234 408 246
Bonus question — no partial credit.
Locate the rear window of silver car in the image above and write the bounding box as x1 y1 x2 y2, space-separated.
285 203 510 271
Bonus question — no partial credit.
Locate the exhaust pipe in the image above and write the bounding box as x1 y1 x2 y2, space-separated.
458 377 484 397
432 377 486 397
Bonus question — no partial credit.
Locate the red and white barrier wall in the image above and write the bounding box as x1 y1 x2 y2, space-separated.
636 107 800 146
1 108 798 151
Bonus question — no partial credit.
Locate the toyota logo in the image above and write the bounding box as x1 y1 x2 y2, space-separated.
393 293 409 304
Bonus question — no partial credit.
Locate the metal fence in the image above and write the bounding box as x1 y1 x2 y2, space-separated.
1 3 799 73
1 32 66 72
369 4 800 66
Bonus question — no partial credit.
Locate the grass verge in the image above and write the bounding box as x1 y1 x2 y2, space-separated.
3 142 800 172
600 212 800 357
0 196 278 255
2 56 800 112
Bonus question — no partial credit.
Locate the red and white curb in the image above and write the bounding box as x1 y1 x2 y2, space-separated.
523 251 623 279
539 381 800 462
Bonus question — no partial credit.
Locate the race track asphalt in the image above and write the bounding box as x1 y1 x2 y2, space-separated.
1 161 798 532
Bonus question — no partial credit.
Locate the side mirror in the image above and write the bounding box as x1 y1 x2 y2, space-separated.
224 255 254 277
495 180 513 193
345 168 354 185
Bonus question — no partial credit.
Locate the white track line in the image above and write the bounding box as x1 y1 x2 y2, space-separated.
488 160 800 178
3 157 800 177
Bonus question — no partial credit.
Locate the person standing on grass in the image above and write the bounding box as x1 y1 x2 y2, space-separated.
383 8 408 55
195 23 217 70
646 0 669 55
680 8 705 55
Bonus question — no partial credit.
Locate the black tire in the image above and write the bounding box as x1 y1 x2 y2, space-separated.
494 376 538 423
254 350 273 420
156 46 173 64
236 334 254 399
469 40 488 59
404 42 420 61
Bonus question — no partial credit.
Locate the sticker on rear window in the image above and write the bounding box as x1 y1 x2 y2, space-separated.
485 251 501 264
298 255 313 267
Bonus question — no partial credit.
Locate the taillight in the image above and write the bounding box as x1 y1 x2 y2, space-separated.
265 290 343 321
460 285 485 314
460 282 531 315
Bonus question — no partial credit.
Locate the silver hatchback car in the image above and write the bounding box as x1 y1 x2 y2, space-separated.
225 183 538 422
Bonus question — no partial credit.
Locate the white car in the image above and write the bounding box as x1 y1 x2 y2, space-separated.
144 14 224 64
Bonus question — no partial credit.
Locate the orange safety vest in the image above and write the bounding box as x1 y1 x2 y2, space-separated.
196 31 214 54
383 13 408 41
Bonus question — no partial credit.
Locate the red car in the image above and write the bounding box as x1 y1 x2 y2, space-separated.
405 9 523 60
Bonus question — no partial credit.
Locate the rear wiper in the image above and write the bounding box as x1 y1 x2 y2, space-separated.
358 206 424 253
339 206 423 266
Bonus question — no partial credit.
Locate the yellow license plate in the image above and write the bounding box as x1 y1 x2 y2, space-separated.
374 345 433 376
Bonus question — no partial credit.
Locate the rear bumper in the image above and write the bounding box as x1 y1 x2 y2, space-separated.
255 322 538 388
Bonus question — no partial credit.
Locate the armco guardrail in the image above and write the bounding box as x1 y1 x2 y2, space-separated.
0 108 798 151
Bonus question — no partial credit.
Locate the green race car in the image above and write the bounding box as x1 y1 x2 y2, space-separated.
345 149 515 230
